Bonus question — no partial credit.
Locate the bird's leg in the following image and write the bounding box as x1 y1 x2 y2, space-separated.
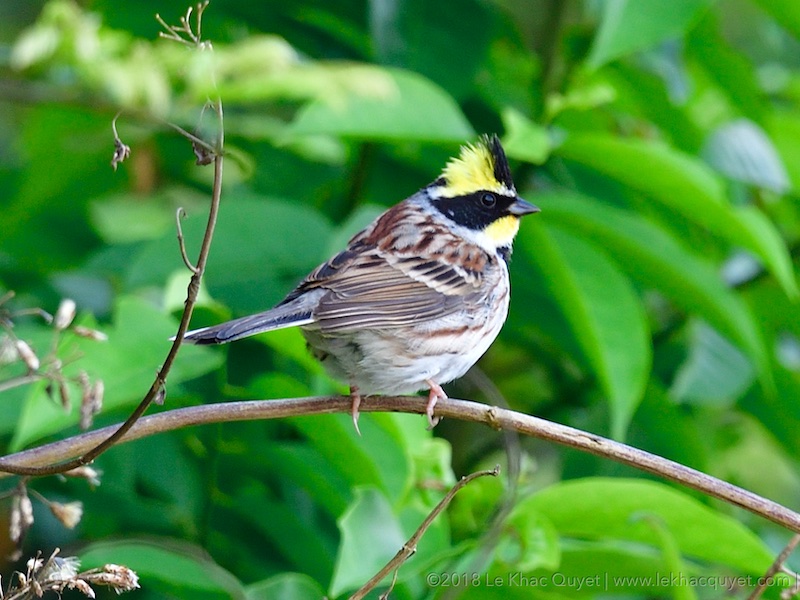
349 384 362 436
425 379 446 429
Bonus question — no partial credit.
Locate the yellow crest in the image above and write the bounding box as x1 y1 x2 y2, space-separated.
437 135 515 198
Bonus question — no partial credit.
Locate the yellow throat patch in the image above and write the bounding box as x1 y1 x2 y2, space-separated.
439 140 512 197
484 215 520 246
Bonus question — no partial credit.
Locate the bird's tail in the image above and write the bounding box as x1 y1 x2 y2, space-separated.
181 303 315 345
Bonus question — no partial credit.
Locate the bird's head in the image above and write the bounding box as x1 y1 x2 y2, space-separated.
427 134 540 255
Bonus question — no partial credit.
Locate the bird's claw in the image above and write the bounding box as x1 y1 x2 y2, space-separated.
350 385 362 436
425 379 446 430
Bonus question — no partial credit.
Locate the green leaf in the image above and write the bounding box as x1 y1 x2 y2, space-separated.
552 542 684 595
80 539 247 599
329 487 406 597
288 68 474 142
671 321 755 406
246 574 325 600
11 296 222 449
633 514 698 600
766 109 800 192
588 0 713 68
262 443 353 518
750 0 800 41
557 134 797 297
127 197 334 314
702 120 789 193
89 188 208 244
519 221 651 439
501 108 552 165
735 205 797 297
712 414 800 509
369 0 494 100
538 192 770 385
287 411 415 504
491 509 560 573
526 478 774 574
234 489 337 584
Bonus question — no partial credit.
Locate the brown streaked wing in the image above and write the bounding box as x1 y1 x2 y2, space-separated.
302 248 486 332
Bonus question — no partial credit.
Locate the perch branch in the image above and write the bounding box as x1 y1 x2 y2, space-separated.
0 396 799 534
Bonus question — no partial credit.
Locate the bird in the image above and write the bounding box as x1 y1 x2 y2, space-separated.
181 134 539 433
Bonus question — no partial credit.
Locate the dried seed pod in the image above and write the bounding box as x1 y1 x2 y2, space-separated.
0 334 17 365
49 501 83 529
154 384 166 406
84 563 140 593
26 555 44 574
67 578 95 598
10 489 34 544
15 340 40 371
72 326 108 342
64 466 102 487
54 299 77 330
80 379 104 430
36 550 79 581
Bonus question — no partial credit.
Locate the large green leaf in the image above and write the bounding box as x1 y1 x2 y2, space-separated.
10 295 222 449
329 487 406 597
369 0 493 100
246 574 325 600
750 0 800 42
127 197 334 314
288 68 474 142
501 108 552 165
80 539 246 599
234 489 337 584
557 134 797 298
671 320 755 406
286 411 415 505
538 192 770 385
526 478 774 574
519 221 651 439
588 0 713 68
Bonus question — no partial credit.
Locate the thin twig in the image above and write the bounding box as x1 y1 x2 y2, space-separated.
748 533 800 600
0 374 43 394
110 112 130 171
1 396 799 535
0 6 225 478
0 290 15 306
0 147 224 477
175 208 199 273
164 120 217 156
349 466 500 600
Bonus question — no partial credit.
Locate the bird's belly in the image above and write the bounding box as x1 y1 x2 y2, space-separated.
301 288 509 395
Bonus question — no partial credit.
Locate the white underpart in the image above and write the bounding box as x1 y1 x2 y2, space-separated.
301 261 510 395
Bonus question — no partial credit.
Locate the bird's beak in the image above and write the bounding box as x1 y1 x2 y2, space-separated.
509 197 540 216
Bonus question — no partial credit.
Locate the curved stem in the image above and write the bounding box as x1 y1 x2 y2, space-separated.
0 134 224 477
1 396 798 533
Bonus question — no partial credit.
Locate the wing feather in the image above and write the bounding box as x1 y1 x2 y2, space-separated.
284 244 488 333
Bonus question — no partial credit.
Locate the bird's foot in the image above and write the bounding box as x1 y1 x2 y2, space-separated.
425 379 446 429
349 385 362 436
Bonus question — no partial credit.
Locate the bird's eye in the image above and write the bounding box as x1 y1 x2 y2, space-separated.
480 193 497 208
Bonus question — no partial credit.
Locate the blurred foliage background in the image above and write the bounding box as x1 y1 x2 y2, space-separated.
2 0 800 598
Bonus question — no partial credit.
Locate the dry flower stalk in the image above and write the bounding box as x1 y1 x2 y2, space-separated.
1 548 139 599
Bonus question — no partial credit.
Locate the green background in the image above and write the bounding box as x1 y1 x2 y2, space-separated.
2 0 800 598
